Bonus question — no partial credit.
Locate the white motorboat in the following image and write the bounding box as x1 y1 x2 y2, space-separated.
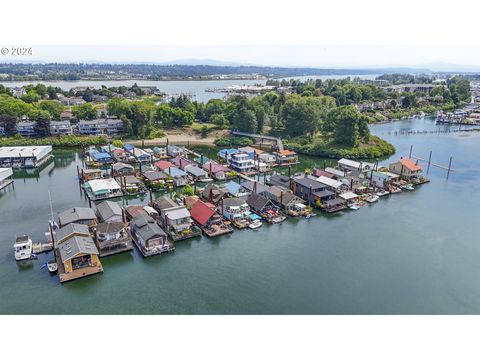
365 195 379 203
14 235 33 261
271 215 287 224
47 260 58 273
249 219 263 229
348 204 360 210
401 184 414 191
375 190 390 197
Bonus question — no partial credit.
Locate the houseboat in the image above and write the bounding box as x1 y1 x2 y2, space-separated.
247 192 286 223
221 197 251 228
130 215 174 257
94 221 132 257
189 200 233 237
58 207 97 228
84 178 123 201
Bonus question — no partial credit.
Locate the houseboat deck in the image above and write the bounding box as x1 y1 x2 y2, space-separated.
97 240 133 258
0 179 14 190
201 223 234 238
131 235 175 257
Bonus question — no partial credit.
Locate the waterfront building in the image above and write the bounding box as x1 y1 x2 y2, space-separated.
273 150 298 166
291 176 327 205
312 189 335 205
94 221 132 257
90 150 114 164
0 145 53 168
54 223 91 246
100 145 119 154
112 162 135 177
221 197 250 221
315 176 346 193
106 119 123 135
247 192 285 223
189 200 233 237
202 161 229 180
118 175 144 194
237 146 256 160
320 197 348 213
81 168 103 182
143 170 168 188
132 148 151 162
338 158 374 173
124 205 148 221
166 145 185 157
389 158 423 181
78 119 123 136
17 121 37 137
323 167 346 178
84 178 123 201
112 148 130 163
57 234 103 283
58 207 97 228
258 152 276 165
228 151 255 173
200 183 229 205
225 180 250 197
264 186 305 213
152 196 199 240
267 173 291 189
95 201 123 223
153 146 167 158
0 167 13 190
368 171 398 189
163 167 189 187
49 120 73 135
171 156 195 169
240 180 268 196
185 165 210 182
130 215 173 257
154 160 175 171
217 148 238 160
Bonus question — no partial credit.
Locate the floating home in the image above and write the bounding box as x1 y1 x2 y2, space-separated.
153 146 167 159
189 200 233 237
0 145 53 168
152 196 200 241
291 176 327 205
228 152 255 173
112 162 135 177
247 192 286 223
95 201 123 223
221 197 251 228
142 170 169 189
94 221 132 257
225 180 250 198
163 167 189 187
171 156 195 170
81 168 103 182
166 145 185 157
202 161 229 181
338 158 374 173
118 175 145 194
267 173 291 189
58 207 97 228
0 167 14 191
273 150 298 166
185 165 211 182
130 215 174 257
155 160 175 172
389 158 423 182
84 178 123 200
201 183 229 205
112 148 130 163
264 186 306 215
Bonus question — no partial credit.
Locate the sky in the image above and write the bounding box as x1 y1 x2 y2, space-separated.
3 45 480 72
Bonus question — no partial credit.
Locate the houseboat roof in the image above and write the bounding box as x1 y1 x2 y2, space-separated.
58 207 96 227
54 223 90 243
316 176 343 189
293 176 325 189
190 200 215 226
225 181 247 196
166 207 191 220
184 195 200 208
324 167 346 178
247 192 273 212
124 144 135 151
100 145 119 153
222 197 248 208
323 197 347 207
125 205 147 219
202 161 229 173
338 158 374 170
398 158 422 171
240 180 268 194
171 156 195 168
123 175 142 185
143 170 168 181
313 189 335 198
96 201 122 222
83 168 102 174
268 174 291 188
218 148 239 158
58 235 98 262
164 167 188 178
339 191 359 200
0 167 13 182
87 178 121 194
132 148 150 158
0 145 52 159
91 152 112 161
96 221 125 235
153 196 178 211
185 165 207 177
131 215 166 240
112 162 134 171
155 160 175 171
201 183 228 202
275 149 297 157
313 169 335 178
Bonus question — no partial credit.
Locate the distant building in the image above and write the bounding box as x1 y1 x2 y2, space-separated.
16 121 37 137
49 121 73 135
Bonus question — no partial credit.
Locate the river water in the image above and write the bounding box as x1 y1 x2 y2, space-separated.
0 74 378 103
1 117 480 314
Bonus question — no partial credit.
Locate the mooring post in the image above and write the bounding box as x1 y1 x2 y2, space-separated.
447 156 453 180
427 150 432 173
409 145 413 159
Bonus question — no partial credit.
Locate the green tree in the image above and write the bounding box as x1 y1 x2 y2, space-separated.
72 103 97 120
211 113 229 129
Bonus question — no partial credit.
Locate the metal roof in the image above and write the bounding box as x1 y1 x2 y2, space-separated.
58 207 96 227
96 201 122 222
58 235 98 262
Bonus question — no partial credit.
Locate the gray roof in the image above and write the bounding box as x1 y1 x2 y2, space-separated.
143 170 167 181
152 196 178 211
268 174 291 188
324 197 347 207
222 197 248 208
313 189 335 199
58 235 98 262
58 207 96 227
247 192 274 212
201 183 228 203
277 191 303 206
185 165 207 177
240 181 268 194
294 177 325 190
131 215 166 241
55 223 90 244
124 175 142 185
96 201 122 222
96 221 125 234
166 207 191 220
112 162 134 172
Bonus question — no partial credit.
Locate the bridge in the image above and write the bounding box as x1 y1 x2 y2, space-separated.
230 131 284 151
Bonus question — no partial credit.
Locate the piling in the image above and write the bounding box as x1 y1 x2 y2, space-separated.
447 157 453 180
409 145 413 159
427 150 432 173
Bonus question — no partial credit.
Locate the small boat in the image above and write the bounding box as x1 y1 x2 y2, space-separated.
401 184 414 191
197 177 214 183
305 213 317 219
375 190 390 197
365 195 379 203
348 204 360 210
271 216 287 224
13 235 33 261
249 219 263 229
47 260 58 273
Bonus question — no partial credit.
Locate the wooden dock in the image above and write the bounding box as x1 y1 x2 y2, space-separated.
0 179 14 191
32 242 53 254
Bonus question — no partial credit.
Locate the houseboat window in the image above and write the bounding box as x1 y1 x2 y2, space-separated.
72 255 92 270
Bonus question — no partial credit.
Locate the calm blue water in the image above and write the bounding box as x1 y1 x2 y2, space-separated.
1 118 479 314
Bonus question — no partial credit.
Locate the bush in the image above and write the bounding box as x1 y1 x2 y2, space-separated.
214 136 253 147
